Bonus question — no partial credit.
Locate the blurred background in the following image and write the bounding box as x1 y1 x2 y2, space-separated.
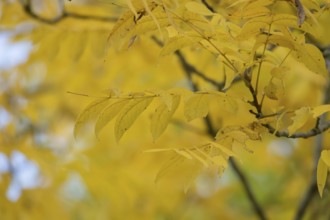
0 0 330 219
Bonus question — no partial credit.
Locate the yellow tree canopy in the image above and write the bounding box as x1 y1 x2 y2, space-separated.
1 0 330 219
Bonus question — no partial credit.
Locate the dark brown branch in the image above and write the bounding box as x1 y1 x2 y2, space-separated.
203 117 267 220
151 36 229 90
263 121 330 139
294 133 322 220
229 158 267 220
243 65 330 139
175 48 267 220
175 50 225 90
201 0 215 13
294 49 330 220
22 2 117 24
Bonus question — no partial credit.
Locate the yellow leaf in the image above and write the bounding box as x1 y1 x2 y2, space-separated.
271 66 289 79
95 100 129 137
231 6 270 19
294 43 328 76
107 9 136 49
160 34 202 56
144 148 172 153
211 155 228 168
317 157 328 197
159 91 173 110
151 95 180 140
126 0 138 19
321 150 330 167
268 35 296 50
166 26 179 38
173 149 193 160
312 105 330 118
186 149 209 167
74 97 111 138
155 155 183 183
264 81 278 100
185 2 214 16
115 97 153 141
210 141 238 158
224 71 237 90
216 95 238 113
184 93 210 121
287 107 310 136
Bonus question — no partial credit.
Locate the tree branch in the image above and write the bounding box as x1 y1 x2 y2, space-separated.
294 48 330 220
263 121 330 139
174 47 268 220
201 0 215 13
151 36 236 90
202 116 268 220
242 65 330 139
175 50 226 90
294 133 321 220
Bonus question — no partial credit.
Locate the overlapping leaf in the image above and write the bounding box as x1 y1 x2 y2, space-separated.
287 107 311 136
115 97 153 141
151 95 180 140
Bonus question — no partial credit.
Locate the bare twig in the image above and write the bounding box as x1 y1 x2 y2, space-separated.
242 65 330 139
201 0 215 13
202 116 268 220
151 36 231 90
294 50 330 220
263 121 330 139
294 133 322 220
175 51 226 90
175 47 268 220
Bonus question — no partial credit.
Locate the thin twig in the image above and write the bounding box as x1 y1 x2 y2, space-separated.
294 51 330 219
151 36 228 90
201 0 215 13
263 121 330 139
175 47 268 220
203 117 268 220
175 51 225 90
294 134 321 220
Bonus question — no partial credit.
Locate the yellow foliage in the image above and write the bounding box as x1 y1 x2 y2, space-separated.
1 0 330 219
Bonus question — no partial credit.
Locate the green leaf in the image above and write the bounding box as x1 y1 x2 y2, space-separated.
151 95 180 140
115 97 153 141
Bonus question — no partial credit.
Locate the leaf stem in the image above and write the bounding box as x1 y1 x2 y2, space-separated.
255 24 272 95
